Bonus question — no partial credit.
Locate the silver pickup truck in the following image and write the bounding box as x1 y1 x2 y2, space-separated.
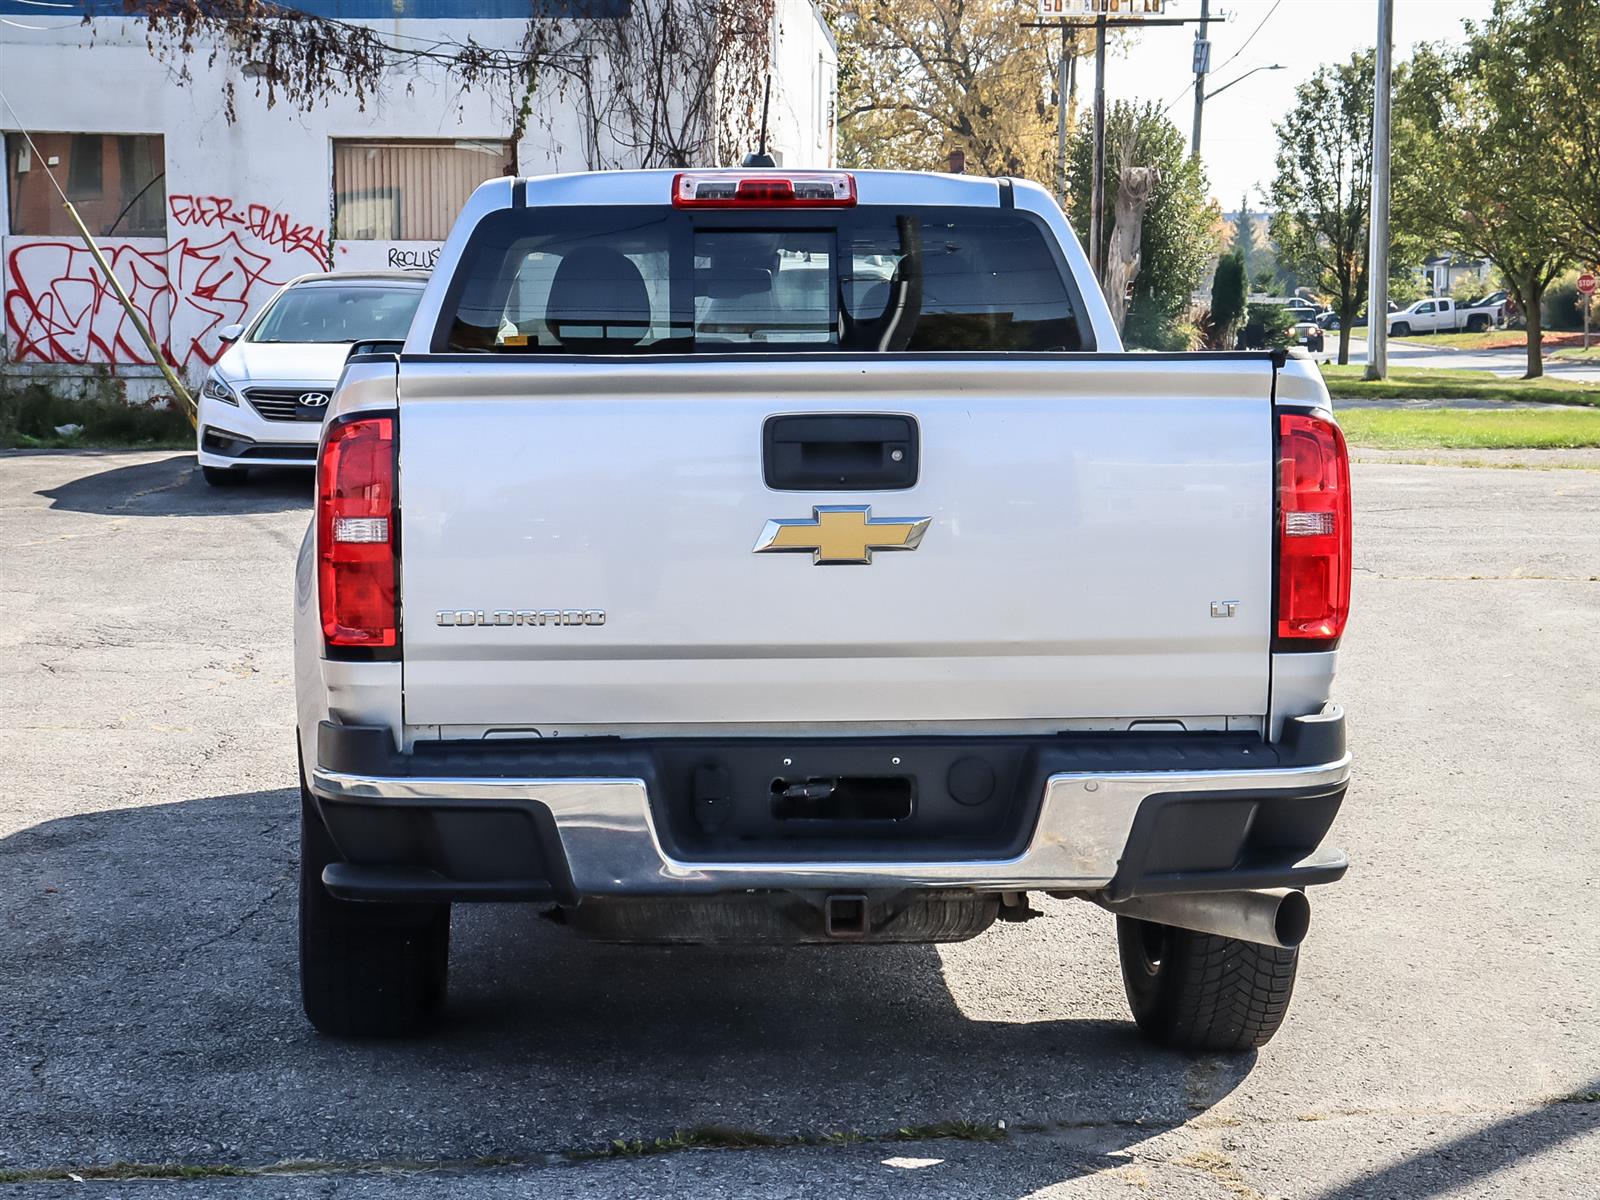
293 168 1353 1052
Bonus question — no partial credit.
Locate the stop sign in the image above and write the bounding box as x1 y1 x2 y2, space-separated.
1579 272 1597 296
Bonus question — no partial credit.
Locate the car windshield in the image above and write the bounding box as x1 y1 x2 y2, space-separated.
250 284 422 344
439 205 1085 354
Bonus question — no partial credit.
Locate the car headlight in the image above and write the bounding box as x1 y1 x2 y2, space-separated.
202 374 238 405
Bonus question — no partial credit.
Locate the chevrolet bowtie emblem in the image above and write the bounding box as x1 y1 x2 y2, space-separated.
753 505 931 565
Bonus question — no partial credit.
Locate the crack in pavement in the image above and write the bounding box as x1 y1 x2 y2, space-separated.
6 1095 1596 1186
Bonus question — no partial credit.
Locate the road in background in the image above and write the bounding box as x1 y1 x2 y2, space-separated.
1320 336 1600 382
2 452 1598 1197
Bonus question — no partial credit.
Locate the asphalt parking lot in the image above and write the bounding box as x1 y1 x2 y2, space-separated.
2 450 1598 1197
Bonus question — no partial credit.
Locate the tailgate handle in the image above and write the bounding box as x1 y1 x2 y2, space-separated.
762 414 919 491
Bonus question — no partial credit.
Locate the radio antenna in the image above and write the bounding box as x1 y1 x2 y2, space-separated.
742 75 776 167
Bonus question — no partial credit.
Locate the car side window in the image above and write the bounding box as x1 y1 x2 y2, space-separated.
1417 302 1435 314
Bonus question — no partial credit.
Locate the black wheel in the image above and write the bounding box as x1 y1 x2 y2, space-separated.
299 781 450 1037
1116 916 1298 1052
1467 314 1488 332
201 464 247 487
1391 321 1411 337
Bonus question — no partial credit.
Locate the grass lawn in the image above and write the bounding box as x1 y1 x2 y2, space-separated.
1319 364 1600 405
1338 406 1600 449
1551 345 1600 362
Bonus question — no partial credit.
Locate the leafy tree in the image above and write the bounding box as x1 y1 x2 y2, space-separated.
1501 0 1600 267
1394 37 1572 376
1267 52 1375 365
1067 101 1218 347
832 0 1085 183
1210 249 1248 348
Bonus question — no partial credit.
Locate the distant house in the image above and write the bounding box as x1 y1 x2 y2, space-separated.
1423 253 1492 296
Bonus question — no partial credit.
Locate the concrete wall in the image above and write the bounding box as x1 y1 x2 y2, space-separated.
768 0 838 169
0 1 835 395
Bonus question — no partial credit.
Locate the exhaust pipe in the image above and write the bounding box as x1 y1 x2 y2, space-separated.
1094 888 1311 950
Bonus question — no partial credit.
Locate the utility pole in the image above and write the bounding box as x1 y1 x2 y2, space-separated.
1025 7 1204 285
1189 0 1212 159
1055 24 1071 203
1364 0 1394 381
1089 13 1108 279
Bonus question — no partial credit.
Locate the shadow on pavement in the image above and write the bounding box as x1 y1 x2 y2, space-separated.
33 453 311 517
0 788 1253 1189
1306 1086 1600 1200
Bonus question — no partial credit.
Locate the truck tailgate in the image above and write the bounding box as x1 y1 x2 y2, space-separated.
396 355 1275 730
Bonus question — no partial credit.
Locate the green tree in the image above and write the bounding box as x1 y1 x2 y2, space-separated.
1210 248 1248 349
1503 0 1600 268
1232 195 1255 276
1394 36 1572 376
1067 101 1218 348
1267 52 1375 365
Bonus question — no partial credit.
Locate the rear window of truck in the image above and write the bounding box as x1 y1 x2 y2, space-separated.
437 205 1085 354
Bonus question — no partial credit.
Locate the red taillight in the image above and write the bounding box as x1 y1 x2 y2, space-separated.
1277 412 1352 645
318 415 398 653
671 170 857 208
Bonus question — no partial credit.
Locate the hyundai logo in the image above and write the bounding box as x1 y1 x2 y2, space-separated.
298 392 330 407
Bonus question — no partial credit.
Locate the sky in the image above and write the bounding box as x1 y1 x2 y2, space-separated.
1090 0 1497 206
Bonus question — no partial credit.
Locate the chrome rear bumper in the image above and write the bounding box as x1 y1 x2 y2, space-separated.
309 753 1351 899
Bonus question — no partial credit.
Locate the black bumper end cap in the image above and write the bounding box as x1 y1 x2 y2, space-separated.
321 862 564 904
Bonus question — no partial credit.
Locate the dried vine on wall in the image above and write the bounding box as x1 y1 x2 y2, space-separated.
121 0 776 167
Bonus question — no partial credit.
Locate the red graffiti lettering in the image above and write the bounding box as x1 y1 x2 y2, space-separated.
5 195 329 370
170 194 330 262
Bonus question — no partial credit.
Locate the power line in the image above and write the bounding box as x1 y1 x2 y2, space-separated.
1213 0 1284 76
1163 0 1285 115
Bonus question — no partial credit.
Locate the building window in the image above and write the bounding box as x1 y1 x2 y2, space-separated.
5 133 166 237
333 140 510 242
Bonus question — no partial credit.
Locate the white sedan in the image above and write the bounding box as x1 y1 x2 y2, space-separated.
195 272 426 485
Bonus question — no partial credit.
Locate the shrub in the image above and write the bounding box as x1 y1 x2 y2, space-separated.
1543 275 1587 332
1238 302 1295 349
0 382 192 449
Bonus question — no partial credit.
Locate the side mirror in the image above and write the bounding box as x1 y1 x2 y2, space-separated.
218 323 244 344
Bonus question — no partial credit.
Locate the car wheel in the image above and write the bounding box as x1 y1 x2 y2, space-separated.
299 776 450 1038
1467 315 1488 332
1116 915 1299 1052
201 465 247 487
1390 322 1411 337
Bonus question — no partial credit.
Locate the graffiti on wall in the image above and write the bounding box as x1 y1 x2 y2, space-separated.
3 242 174 366
386 246 440 271
168 194 330 263
3 194 329 371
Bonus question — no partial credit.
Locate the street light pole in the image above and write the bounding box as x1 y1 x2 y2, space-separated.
1203 64 1286 104
1364 0 1394 380
1190 0 1211 159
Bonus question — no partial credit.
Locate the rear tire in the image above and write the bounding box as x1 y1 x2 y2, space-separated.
299 783 450 1037
1391 321 1411 337
1467 314 1489 332
201 464 247 487
1116 915 1298 1052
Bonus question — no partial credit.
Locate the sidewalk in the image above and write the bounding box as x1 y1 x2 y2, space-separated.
1351 446 1600 469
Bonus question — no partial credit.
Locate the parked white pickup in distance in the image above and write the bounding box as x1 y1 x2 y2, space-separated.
1386 295 1504 336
